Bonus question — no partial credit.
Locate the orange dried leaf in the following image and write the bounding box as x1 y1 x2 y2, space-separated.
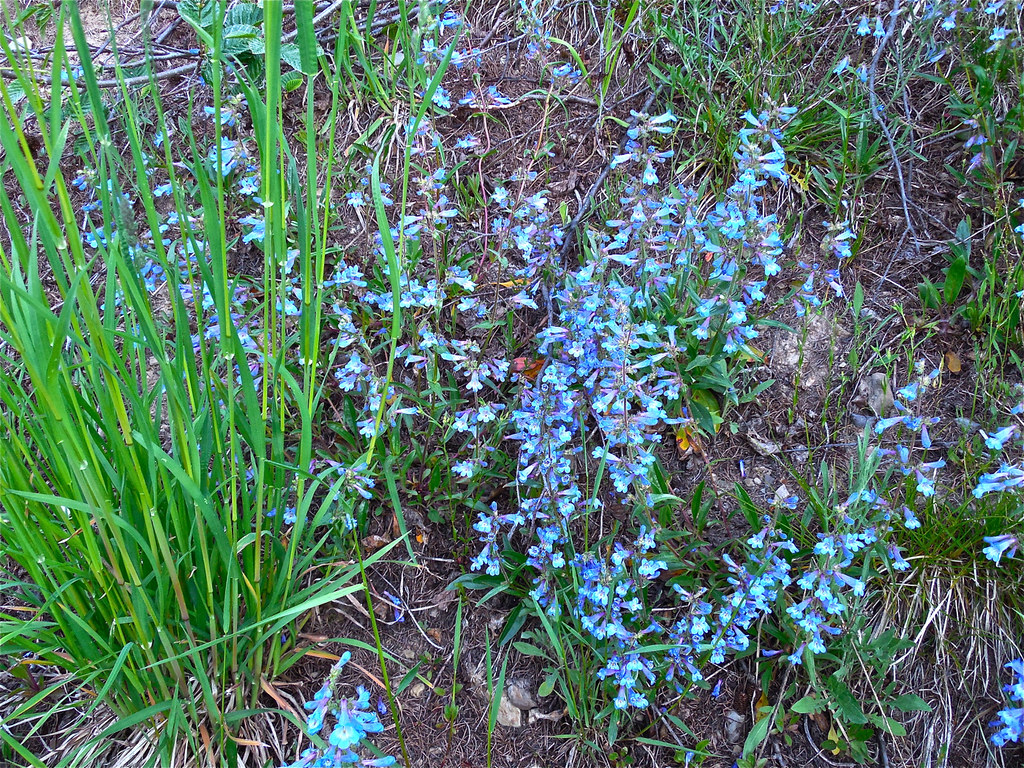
512 357 546 381
260 677 300 718
303 649 343 661
675 424 703 456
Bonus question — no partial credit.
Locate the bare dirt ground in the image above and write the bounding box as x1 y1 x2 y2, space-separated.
1 1 1024 767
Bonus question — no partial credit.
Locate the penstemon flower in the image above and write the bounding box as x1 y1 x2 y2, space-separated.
992 660 1024 746
282 652 395 767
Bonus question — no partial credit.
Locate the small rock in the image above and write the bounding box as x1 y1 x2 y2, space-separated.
745 430 781 457
408 682 426 698
791 444 809 465
528 708 564 725
464 659 487 693
723 709 746 745
506 680 539 710
496 693 523 727
851 413 871 429
773 484 793 507
487 612 506 633
857 372 894 417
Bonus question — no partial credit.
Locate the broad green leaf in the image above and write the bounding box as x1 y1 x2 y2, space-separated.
868 713 907 736
513 641 547 658
791 695 826 714
891 694 931 712
827 678 868 724
741 715 771 759
944 256 968 305
225 2 262 26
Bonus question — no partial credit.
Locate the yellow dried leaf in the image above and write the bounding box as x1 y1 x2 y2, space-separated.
754 691 770 722
945 350 962 373
740 344 766 364
827 724 841 755
786 162 811 192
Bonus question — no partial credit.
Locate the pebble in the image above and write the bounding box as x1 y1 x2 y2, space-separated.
496 693 523 727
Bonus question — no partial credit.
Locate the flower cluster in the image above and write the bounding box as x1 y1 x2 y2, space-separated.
867 360 1024 569
281 652 395 767
992 659 1024 746
465 103 874 707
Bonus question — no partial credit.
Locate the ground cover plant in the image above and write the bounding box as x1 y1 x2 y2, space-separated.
0 0 1023 766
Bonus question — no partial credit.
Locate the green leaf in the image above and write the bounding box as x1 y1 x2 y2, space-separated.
177 0 215 29
538 668 557 698
293 0 320 76
281 70 305 92
513 641 547 658
222 23 259 55
891 694 931 712
497 603 527 646
918 278 940 310
826 678 868 724
734 484 761 529
688 389 721 434
791 695 825 714
740 715 771 759
224 2 262 26
944 256 968 305
954 217 972 248
868 713 907 736
279 43 305 73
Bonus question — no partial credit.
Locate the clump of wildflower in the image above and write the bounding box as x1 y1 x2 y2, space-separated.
281 652 395 767
992 659 1024 746
469 101 862 705
519 0 554 58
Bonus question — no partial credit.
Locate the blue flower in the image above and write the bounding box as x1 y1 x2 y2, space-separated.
902 506 921 529
983 535 1019 566
982 425 1016 451
973 464 1024 497
240 215 265 243
992 660 1024 746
